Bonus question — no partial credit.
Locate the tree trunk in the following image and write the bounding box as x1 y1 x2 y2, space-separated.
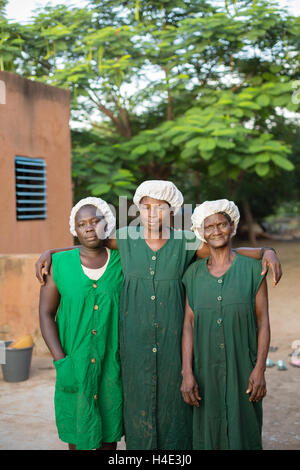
242 199 257 246
162 66 173 121
140 161 171 180
166 86 174 121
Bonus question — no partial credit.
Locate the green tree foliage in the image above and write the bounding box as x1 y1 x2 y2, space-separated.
2 0 300 233
71 129 136 205
0 0 8 17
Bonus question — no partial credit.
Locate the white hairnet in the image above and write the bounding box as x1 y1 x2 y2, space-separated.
191 199 240 242
69 197 116 238
133 180 184 214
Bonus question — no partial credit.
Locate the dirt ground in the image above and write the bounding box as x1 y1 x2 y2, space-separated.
256 239 300 450
0 239 299 450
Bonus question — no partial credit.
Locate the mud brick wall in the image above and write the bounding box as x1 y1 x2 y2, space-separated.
0 71 73 254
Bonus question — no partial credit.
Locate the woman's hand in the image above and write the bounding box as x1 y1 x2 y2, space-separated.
261 249 282 287
246 367 267 402
35 249 52 285
180 372 201 407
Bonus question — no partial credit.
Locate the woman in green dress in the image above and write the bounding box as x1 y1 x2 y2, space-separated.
115 181 198 450
36 181 281 450
39 197 123 450
181 199 270 450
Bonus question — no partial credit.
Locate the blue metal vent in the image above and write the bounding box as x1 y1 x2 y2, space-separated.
15 156 47 220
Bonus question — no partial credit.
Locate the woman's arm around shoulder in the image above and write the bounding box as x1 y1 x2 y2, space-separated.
35 245 80 285
234 246 282 287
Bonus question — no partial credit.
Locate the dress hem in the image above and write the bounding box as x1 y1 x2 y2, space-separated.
57 432 124 450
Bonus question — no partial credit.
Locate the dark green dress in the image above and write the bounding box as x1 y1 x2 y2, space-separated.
52 248 123 450
116 226 200 450
182 253 265 450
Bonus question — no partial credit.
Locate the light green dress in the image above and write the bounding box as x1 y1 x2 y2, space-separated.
182 253 265 450
116 225 200 450
52 248 123 450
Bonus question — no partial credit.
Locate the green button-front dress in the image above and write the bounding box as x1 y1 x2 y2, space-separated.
52 248 123 450
182 253 266 450
116 225 200 450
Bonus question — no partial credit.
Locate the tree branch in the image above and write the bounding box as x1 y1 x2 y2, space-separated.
111 95 132 138
86 88 131 138
162 65 173 120
230 72 254 92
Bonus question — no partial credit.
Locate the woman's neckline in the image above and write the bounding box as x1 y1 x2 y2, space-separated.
204 251 239 279
76 247 112 282
81 247 110 270
141 226 174 253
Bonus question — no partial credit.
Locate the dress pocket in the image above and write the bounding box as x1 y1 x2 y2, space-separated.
53 355 79 393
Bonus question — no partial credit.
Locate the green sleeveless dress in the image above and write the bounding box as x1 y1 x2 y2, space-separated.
52 248 123 450
182 253 266 450
116 225 200 450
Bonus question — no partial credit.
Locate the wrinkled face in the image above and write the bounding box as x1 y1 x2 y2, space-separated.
203 212 234 248
75 205 107 247
139 196 171 233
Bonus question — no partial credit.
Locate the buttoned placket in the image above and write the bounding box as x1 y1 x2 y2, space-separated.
91 281 100 404
216 278 226 352
216 276 229 444
149 253 159 447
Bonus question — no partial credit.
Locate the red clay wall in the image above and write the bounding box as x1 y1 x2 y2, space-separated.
0 71 73 254
0 254 48 354
0 72 74 354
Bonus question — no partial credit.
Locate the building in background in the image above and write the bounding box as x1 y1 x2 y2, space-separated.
0 70 73 254
0 71 73 351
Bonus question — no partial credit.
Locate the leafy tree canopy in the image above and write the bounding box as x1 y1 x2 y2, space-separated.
1 0 300 237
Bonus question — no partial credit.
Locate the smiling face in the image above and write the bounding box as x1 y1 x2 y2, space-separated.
203 212 234 248
75 205 107 247
139 196 171 233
